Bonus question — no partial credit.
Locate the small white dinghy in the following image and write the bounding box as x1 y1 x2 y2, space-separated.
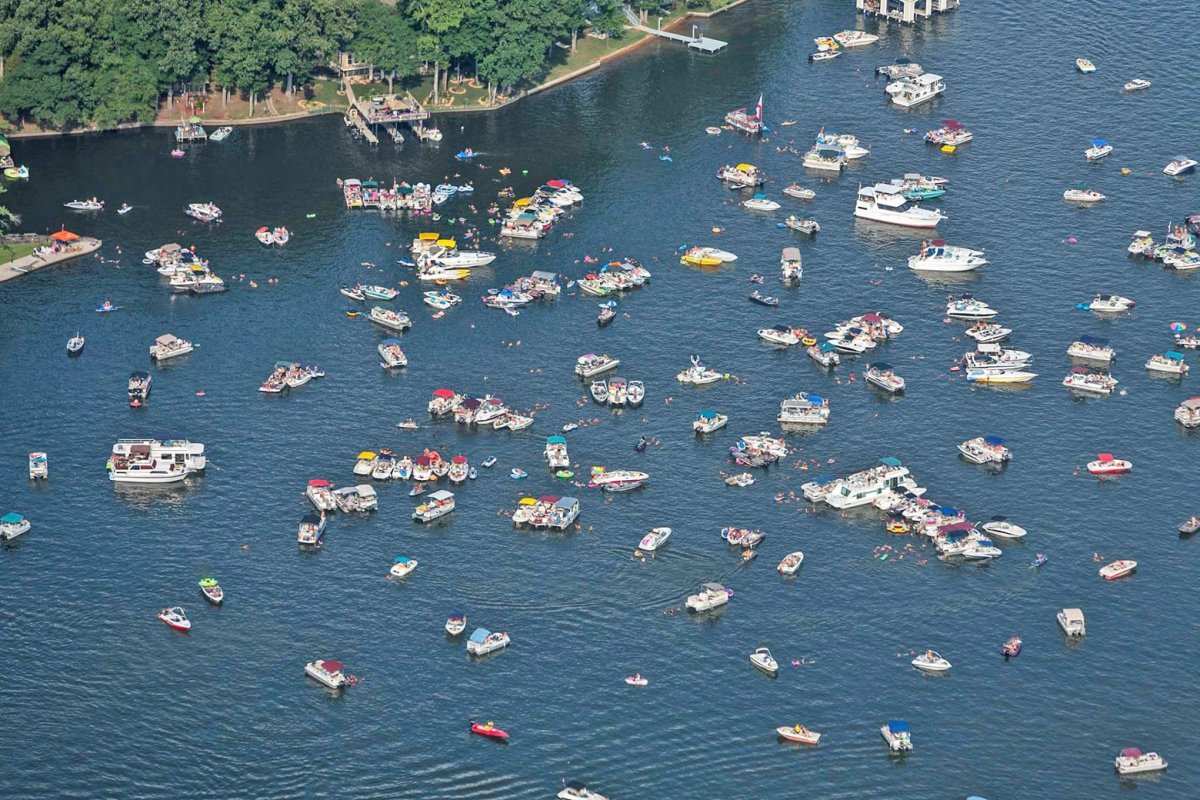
749 647 779 676
624 673 649 687
445 614 467 635
911 649 952 673
776 724 821 745
638 527 671 551
777 551 805 575
1063 188 1105 203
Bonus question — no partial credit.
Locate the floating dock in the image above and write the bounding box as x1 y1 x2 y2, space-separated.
623 7 727 53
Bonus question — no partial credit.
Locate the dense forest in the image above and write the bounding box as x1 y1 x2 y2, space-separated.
0 0 708 130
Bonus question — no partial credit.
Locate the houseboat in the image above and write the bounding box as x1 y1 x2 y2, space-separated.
108 438 206 484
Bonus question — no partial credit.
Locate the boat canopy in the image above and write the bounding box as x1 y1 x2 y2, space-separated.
546 435 566 444
771 324 792 332
546 179 567 188
1133 230 1152 237
1121 747 1143 758
308 479 330 487
436 238 456 248
513 197 532 207
1062 608 1085 623
50 229 80 243
939 522 974 537
1164 350 1184 360
461 398 482 410
915 73 942 84
555 497 578 509
1181 397 1200 410
358 451 376 460
813 146 842 159
394 555 413 564
879 457 903 467
414 455 430 466
451 455 467 464
701 582 726 592
871 362 894 371
808 474 836 485
735 163 756 171
819 341 838 353
1078 334 1109 346
428 490 454 501
782 247 801 261
468 628 491 643
518 497 537 505
861 312 883 323
699 410 719 419
432 388 455 398
155 333 181 346
275 360 298 369
418 232 439 240
530 270 558 281
983 435 1005 446
1 512 25 524
1097 453 1115 462
807 394 824 404
448 613 465 621
1070 365 1092 374
1090 138 1108 148
362 180 379 188
887 720 910 733
934 506 959 517
943 119 964 130
321 659 344 673
300 513 321 525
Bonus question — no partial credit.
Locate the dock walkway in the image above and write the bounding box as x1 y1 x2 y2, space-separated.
0 237 102 283
623 6 728 52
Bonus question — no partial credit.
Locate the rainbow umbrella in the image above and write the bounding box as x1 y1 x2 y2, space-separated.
1170 322 1186 332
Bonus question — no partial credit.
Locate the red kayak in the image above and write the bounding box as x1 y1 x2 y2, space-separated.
470 721 509 740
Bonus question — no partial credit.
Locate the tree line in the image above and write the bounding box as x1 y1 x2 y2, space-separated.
0 0 661 130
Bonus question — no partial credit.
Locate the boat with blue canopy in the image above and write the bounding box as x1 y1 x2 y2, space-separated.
881 720 913 751
466 627 510 655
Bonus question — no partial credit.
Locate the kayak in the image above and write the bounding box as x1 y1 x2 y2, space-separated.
470 721 509 739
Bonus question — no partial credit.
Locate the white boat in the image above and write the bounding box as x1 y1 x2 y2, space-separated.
693 247 738 262
964 344 1032 372
1127 230 1155 256
676 355 722 385
64 199 104 211
1084 139 1113 161
362 284 399 301
758 325 801 346
575 353 619 378
807 341 840 366
946 296 997 319
638 527 671 551
908 239 986 272
881 720 913 752
911 650 951 673
832 29 878 47
0 512 31 541
426 248 497 269
802 145 845 172
297 512 326 546
743 193 780 211
378 339 408 368
686 582 730 612
1076 58 1096 73
1063 188 1105 203
1163 157 1197 176
1088 453 1132 475
353 451 377 476
157 606 191 631
784 216 820 235
965 323 1012 344
184 202 222 222
332 484 377 513
778 393 830 425
809 49 840 62
887 73 945 107
545 436 570 469
627 380 645 406
108 438 206 484
1175 396 1200 428
776 724 821 745
368 306 412 331
305 659 348 689
413 489 455 522
558 781 609 800
749 647 779 676
967 369 1037 384
924 119 973 145
777 551 804 575
1062 368 1118 394
855 184 944 228
1067 335 1114 364
28 452 48 480
962 536 1002 560
305 479 337 511
958 436 1011 464
865 363 905 394
209 126 233 141
589 468 649 492
445 614 467 636
1123 78 1150 91
815 129 870 159
693 410 728 434
780 247 803 283
1115 748 1167 775
1099 559 1137 579
1163 250 1200 270
1146 351 1188 376
1057 607 1085 637
149 333 193 362
782 184 815 200
822 458 920 510
389 556 418 578
473 397 508 425
466 627 510 656
981 517 1026 539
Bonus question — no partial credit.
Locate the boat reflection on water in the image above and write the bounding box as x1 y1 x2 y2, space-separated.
110 480 201 511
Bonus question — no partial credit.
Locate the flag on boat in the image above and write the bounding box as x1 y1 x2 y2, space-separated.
755 94 763 120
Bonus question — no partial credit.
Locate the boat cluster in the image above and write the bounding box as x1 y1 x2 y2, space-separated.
353 448 473 486
729 433 789 468
588 376 646 407
184 202 222 223
499 179 583 239
259 361 324 393
254 226 290 246
511 495 581 530
144 242 226 294
1127 221 1200 271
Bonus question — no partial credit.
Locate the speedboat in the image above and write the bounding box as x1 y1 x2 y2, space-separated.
1067 335 1114 364
962 536 1002 560
66 333 85 355
1086 293 1134 313
832 29 879 47
305 659 348 689
758 325 800 346
470 721 509 740
1127 230 1155 256
676 355 722 385
378 340 408 368
965 323 1012 344
127 372 152 407
749 647 779 676
1057 608 1085 637
1146 351 1188 376
1163 157 1197 176
959 436 1012 465
340 285 365 301
1084 139 1112 161
807 341 840 366
198 577 224 605
908 240 986 272
1123 78 1151 92
725 472 755 487
1063 368 1118 395
184 202 222 222
946 295 997 319
1063 188 1105 203
911 650 951 673
881 720 913 752
743 193 780 211
446 614 467 636
686 582 730 612
1087 453 1131 474
389 556 418 579
693 410 728 434
558 781 609 800
782 184 815 200
809 49 840 62
1076 58 1096 73
64 199 104 211
981 516 1026 539
784 215 820 234
865 363 905 394
777 551 804 575
638 527 671 551
1115 748 1167 775
815 129 870 159
1099 559 1136 580
589 378 608 404
362 285 398 301
466 627 510 656
157 606 191 632
749 291 780 307
777 724 821 745
353 451 377 476
0 512 31 541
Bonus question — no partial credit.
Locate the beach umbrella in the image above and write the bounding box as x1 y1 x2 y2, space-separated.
188 115 202 124
1170 322 1186 332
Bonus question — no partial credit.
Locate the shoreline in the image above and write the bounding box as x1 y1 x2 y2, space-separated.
0 237 103 283
3 2 749 138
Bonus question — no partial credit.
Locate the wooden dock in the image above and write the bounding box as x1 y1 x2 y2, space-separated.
623 6 728 52
342 81 430 145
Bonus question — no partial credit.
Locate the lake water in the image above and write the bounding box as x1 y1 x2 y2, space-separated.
2 1 1199 798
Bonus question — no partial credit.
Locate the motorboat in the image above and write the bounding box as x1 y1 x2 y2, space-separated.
832 29 878 47
108 438 205 484
881 720 913 752
690 247 737 263
865 363 905 394
558 781 609 800
743 193 780 211
606 377 628 407
575 353 619 378
597 302 616 327
776 724 821 745
638 527 671 551
809 49 840 62
1084 139 1113 161
716 163 765 187
1123 78 1151 92
305 479 337 511
693 410 728 434
424 290 461 310
725 472 755 487
589 378 609 404
924 119 973 146
1068 335 1115 364
965 323 1012 344
353 451 378 477
962 536 1002 560
780 247 803 282
724 104 765 136
1127 230 1155 256
413 489 455 522
877 58 922 79
908 239 986 272
304 659 348 689
784 215 820 234
808 341 840 367
184 202 222 222
1175 397 1200 428
469 721 509 740
368 306 411 331
1146 351 1188 376
1087 453 1131 475
981 517 1026 540
676 355 722 385
889 173 948 201
777 551 804 575
816 457 920 510
332 484 377 512
1076 58 1096 73
67 333 85 355
362 285 399 301
127 371 152 407
378 339 408 368
802 145 844 172
297 513 326 546
887 73 945 107
778 393 830 425
28 452 48 480
466 627 510 656
1164 156 1197 176
149 333 193 362
749 647 779 676
197 577 223 605
157 606 191 632
445 614 467 636
1057 608 1085 637
1087 293 1135 313
1180 515 1200 534
447 455 469 484
967 369 1037 384
815 129 870 159
1001 635 1022 658
545 436 570 469
627 380 645 406
758 324 800 346
389 555 418 579
589 468 648 492
1063 368 1118 395
1099 559 1136 580
1164 250 1200 270
209 126 233 141
911 650 951 673
64 198 104 211
1063 188 1105 203
473 397 509 425
1115 748 1167 775
686 582 730 612
959 436 1011 465
964 344 1032 372
0 512 31 541
855 183 944 228
782 184 815 200
946 295 997 319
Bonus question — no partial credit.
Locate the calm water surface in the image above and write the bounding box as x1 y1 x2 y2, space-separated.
2 1 1199 798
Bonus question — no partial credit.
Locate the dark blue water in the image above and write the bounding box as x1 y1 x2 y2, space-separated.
2 2 1199 797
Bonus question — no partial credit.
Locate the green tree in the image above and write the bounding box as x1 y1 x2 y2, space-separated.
350 1 418 94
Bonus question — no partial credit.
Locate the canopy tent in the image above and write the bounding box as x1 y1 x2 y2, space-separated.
50 229 80 243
